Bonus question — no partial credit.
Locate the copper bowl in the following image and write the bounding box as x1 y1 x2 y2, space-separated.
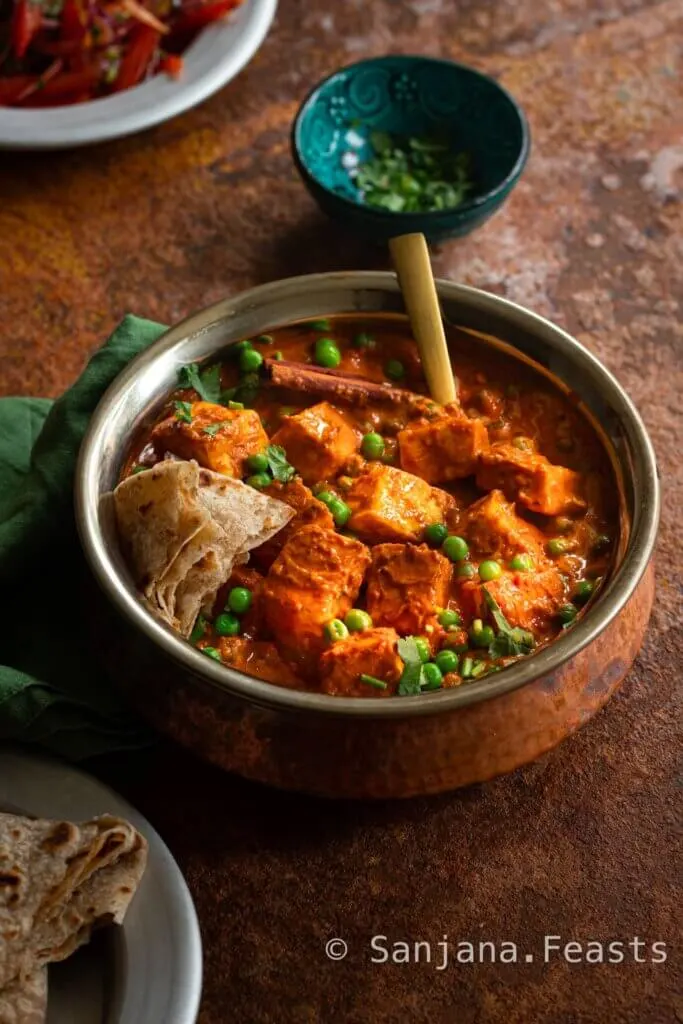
75 273 660 798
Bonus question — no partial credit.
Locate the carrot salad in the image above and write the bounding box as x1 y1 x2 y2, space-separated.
0 0 243 106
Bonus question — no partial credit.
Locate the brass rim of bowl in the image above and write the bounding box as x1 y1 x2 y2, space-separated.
76 272 660 720
291 55 531 220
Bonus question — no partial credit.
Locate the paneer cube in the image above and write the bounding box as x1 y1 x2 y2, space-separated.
398 413 489 483
216 638 302 688
250 478 334 571
319 628 403 697
269 401 358 485
458 567 564 633
151 401 268 478
476 443 585 516
366 543 452 635
261 525 370 655
465 490 548 563
346 463 456 544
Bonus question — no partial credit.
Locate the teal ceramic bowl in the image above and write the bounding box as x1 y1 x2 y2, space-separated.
292 55 530 244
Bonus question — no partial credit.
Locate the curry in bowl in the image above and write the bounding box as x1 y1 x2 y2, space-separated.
113 317 617 699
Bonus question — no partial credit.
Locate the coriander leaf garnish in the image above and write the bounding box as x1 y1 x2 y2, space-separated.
178 363 222 404
174 400 193 423
190 613 208 645
482 588 535 659
202 421 231 437
397 635 425 696
265 444 295 483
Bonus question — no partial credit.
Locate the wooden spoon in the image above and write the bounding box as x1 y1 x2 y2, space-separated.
389 232 457 405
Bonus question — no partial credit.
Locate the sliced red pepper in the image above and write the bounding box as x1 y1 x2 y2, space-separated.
60 0 88 42
159 52 182 78
113 24 160 92
11 0 44 59
169 0 239 37
0 64 101 106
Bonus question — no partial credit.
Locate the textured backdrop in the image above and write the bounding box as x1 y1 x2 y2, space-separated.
0 1 681 1021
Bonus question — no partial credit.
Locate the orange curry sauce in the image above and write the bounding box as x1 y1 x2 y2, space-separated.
122 316 618 697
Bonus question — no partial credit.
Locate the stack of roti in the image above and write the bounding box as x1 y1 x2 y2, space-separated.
0 813 147 1023
113 459 294 637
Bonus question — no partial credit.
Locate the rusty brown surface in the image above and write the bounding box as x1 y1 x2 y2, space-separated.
0 0 681 1021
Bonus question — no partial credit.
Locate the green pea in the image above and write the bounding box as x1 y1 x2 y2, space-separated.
245 452 269 474
227 401 244 410
456 563 477 580
232 340 252 355
435 649 459 674
574 579 595 604
257 334 273 344
227 587 252 615
478 560 502 582
361 432 385 460
214 612 240 637
202 646 222 661
470 623 495 648
443 535 469 562
558 603 577 625
437 608 460 628
324 619 349 643
509 553 533 572
246 473 271 490
314 338 341 369
414 637 431 663
328 498 351 527
424 523 448 548
344 608 373 633
239 348 263 373
547 538 568 557
353 332 376 350
421 662 443 690
272 351 284 361
316 490 335 507
384 359 405 381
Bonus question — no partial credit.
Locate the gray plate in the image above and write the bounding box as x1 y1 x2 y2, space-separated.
0 748 202 1023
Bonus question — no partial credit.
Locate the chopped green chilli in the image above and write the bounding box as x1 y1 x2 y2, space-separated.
354 131 472 214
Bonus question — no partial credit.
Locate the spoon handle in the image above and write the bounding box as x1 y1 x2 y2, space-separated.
389 232 457 405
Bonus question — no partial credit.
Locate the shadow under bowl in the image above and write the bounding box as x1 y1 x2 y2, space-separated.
292 54 530 244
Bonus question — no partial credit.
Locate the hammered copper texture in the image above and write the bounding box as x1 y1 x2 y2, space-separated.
1 0 681 1021
107 567 655 799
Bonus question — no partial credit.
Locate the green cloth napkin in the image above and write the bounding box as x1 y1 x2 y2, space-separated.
0 315 168 760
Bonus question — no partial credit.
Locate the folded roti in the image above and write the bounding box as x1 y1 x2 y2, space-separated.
0 813 147 994
0 970 47 1024
113 460 294 636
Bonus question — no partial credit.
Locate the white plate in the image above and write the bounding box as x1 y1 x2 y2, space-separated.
0 748 202 1023
0 0 277 149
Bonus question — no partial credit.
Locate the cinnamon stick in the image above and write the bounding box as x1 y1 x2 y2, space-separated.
263 358 429 410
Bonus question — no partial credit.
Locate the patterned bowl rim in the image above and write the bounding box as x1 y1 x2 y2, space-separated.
291 54 531 221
